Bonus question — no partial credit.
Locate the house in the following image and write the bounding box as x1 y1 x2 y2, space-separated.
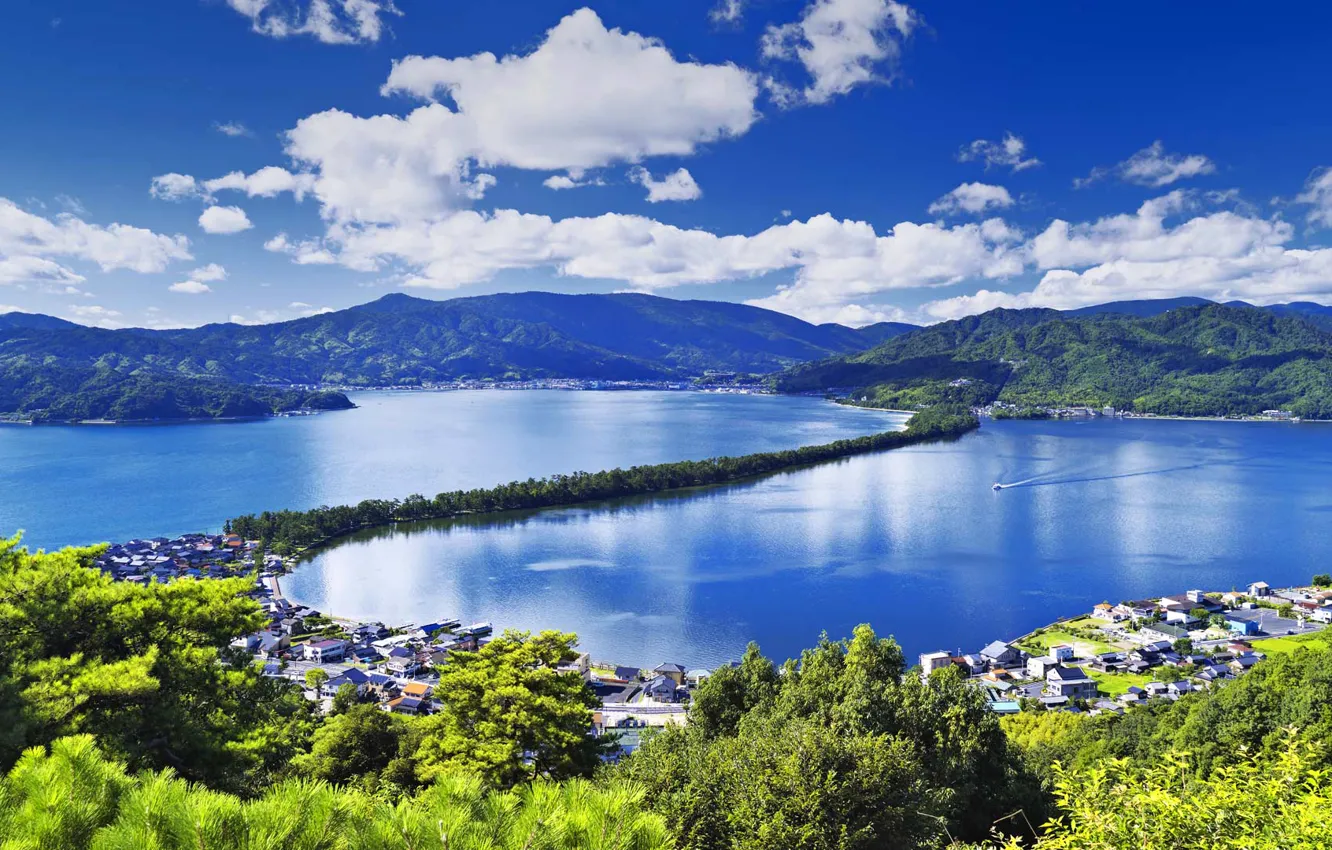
1167 680 1194 696
614 665 643 683
1312 608 1332 624
1091 700 1123 715
685 669 711 688
1221 591 1247 607
1091 602 1125 622
1248 581 1271 598
401 682 433 701
303 639 348 664
386 695 430 716
1026 655 1058 680
1115 600 1158 621
1044 666 1098 701
365 672 399 699
986 700 1022 715
920 651 953 678
652 663 687 686
1230 653 1262 673
980 641 1020 667
1038 695 1070 710
642 675 686 703
959 654 987 675
385 646 421 676
1141 623 1189 643
1049 644 1075 663
1144 682 1169 697
323 668 372 698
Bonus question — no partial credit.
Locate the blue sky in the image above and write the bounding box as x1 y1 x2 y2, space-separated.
2 0 1331 329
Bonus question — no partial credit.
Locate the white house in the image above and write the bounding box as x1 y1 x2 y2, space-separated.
1248 581 1272 598
919 651 952 679
1026 655 1057 680
1091 602 1125 622
1050 644 1075 663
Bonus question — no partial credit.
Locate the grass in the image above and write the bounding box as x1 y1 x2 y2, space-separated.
1086 669 1152 697
1017 629 1117 658
1252 631 1331 655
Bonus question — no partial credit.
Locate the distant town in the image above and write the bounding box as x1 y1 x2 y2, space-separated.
96 531 1331 758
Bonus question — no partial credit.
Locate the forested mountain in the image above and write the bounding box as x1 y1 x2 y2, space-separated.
778 304 1332 417
0 292 918 387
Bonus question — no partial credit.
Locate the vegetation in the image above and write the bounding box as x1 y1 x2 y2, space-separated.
0 735 671 850
779 304 1332 417
0 291 913 388
617 628 1040 848
0 362 352 422
228 405 979 554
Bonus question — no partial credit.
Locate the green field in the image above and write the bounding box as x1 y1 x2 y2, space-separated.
1252 631 1331 655
1017 628 1118 658
1086 669 1152 697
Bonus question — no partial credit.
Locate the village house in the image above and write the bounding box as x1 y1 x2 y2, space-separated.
1091 602 1126 622
919 651 952 678
1044 666 1098 701
1248 581 1272 598
652 662 687 686
1026 655 1058 680
980 640 1021 668
303 638 348 664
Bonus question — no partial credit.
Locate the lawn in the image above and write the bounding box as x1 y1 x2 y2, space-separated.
1252 632 1331 655
1017 629 1117 658
1086 669 1151 697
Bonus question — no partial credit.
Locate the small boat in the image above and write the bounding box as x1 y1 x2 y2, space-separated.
992 482 1004 491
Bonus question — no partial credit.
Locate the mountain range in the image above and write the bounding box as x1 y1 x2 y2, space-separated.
777 303 1332 418
7 290 1332 420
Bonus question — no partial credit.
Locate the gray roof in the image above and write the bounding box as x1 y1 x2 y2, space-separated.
980 640 1013 658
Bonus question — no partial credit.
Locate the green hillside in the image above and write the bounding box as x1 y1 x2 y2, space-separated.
0 292 918 388
778 304 1332 417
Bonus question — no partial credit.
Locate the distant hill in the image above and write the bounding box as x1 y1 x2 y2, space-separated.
0 292 907 388
777 304 1332 418
1062 296 1216 318
0 311 80 332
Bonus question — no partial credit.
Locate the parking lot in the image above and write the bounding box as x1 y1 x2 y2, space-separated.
1226 607 1321 636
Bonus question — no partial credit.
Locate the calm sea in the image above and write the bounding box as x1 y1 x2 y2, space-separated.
6 390 1330 666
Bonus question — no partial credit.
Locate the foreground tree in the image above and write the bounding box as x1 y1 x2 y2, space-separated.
0 735 672 850
0 535 315 792
618 625 1039 848
413 630 611 788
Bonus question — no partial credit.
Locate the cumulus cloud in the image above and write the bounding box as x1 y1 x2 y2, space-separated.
0 198 191 284
198 205 254 234
927 182 1014 217
64 304 124 328
204 166 316 200
214 121 252 137
629 167 702 202
224 0 401 45
168 280 212 294
1296 167 1332 228
150 173 204 202
1075 141 1216 188
958 133 1040 172
264 232 339 264
919 190 1332 320
543 170 605 191
189 263 228 282
761 0 918 106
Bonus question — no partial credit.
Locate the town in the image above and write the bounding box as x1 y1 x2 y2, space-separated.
923 580 1332 715
95 531 1332 756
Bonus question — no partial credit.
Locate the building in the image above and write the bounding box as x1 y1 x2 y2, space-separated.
1044 666 1098 701
652 662 687 686
1141 623 1189 643
1049 644 1075 663
919 651 952 678
303 638 348 664
980 641 1020 667
385 646 421 676
1091 602 1125 622
1248 581 1272 598
1226 618 1259 635
1026 655 1058 680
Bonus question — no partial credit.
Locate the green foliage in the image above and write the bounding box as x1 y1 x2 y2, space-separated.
0 362 353 422
618 625 1037 848
229 407 978 552
0 291 913 392
305 668 329 691
0 734 672 850
291 704 420 793
779 304 1332 417
1313 573 1331 587
414 631 609 788
977 735 1332 849
0 535 316 793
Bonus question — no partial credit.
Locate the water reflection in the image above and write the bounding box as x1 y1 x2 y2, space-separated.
288 419 1332 667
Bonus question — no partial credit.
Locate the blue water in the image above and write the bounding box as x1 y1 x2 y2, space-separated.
285 414 1332 667
0 390 899 551
7 391 1331 669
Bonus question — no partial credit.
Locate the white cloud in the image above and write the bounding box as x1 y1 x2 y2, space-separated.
224 0 400 45
168 280 212 294
920 190 1332 320
958 133 1040 172
214 121 253 138
189 263 228 282
204 166 316 200
264 232 339 265
64 304 123 328
761 0 918 106
629 167 702 202
544 175 579 190
1075 141 1216 188
0 198 191 277
1296 168 1332 228
711 0 745 23
379 9 759 170
150 173 204 202
928 182 1014 216
198 205 254 235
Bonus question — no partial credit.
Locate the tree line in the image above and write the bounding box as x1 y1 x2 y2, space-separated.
227 405 979 554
